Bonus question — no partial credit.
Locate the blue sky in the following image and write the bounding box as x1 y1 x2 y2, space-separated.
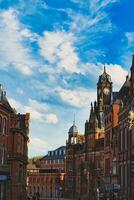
0 0 134 157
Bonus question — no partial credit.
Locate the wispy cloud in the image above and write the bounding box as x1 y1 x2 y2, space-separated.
29 137 48 156
89 0 119 13
38 30 80 73
55 87 96 108
0 8 38 75
125 32 134 49
0 0 130 157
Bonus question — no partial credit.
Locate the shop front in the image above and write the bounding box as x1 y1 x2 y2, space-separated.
0 171 10 200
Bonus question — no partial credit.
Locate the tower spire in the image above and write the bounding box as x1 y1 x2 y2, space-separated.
73 113 75 125
91 102 93 112
104 64 106 73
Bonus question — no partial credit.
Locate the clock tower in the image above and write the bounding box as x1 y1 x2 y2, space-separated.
97 66 112 110
130 55 134 95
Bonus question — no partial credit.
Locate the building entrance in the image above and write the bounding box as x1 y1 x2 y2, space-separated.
0 183 4 200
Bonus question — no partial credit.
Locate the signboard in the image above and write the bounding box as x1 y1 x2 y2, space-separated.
0 175 8 181
105 184 120 191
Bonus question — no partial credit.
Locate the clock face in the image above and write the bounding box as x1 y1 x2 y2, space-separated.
103 87 110 95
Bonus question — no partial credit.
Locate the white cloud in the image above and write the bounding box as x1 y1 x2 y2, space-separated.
29 137 48 154
69 11 107 32
38 30 80 73
28 99 48 112
0 8 37 75
16 88 24 95
8 98 58 124
46 114 58 124
56 87 96 108
105 64 128 90
125 32 134 47
8 98 23 111
83 62 128 90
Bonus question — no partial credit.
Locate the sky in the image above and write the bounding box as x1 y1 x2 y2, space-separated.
0 0 134 157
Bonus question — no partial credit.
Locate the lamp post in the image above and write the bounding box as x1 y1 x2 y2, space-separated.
110 170 114 200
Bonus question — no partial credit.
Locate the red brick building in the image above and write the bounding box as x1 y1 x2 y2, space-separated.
104 98 120 198
65 55 134 200
27 146 66 199
117 56 134 199
0 84 30 200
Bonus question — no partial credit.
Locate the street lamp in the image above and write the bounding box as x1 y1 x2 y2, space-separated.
110 170 114 200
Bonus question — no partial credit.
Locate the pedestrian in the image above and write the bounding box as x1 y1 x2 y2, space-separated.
36 192 40 200
32 194 36 200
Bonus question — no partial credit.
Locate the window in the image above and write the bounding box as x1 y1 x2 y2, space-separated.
19 165 23 182
125 128 127 150
29 186 32 194
105 130 110 146
2 118 7 135
0 144 6 165
105 158 110 175
0 116 2 133
41 178 44 184
37 178 40 183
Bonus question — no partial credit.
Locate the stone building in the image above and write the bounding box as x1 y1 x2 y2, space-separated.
0 84 30 200
27 146 66 199
65 122 85 199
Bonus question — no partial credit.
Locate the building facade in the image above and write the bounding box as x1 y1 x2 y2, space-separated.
117 56 134 199
65 56 134 200
0 84 30 200
27 146 66 199
65 122 85 199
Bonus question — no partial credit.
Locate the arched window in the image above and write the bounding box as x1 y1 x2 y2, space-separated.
2 118 7 135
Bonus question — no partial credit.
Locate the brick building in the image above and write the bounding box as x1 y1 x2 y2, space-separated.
104 98 120 198
64 58 134 199
65 67 113 199
27 146 66 199
116 56 134 199
84 66 113 199
0 84 30 200
103 56 134 199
